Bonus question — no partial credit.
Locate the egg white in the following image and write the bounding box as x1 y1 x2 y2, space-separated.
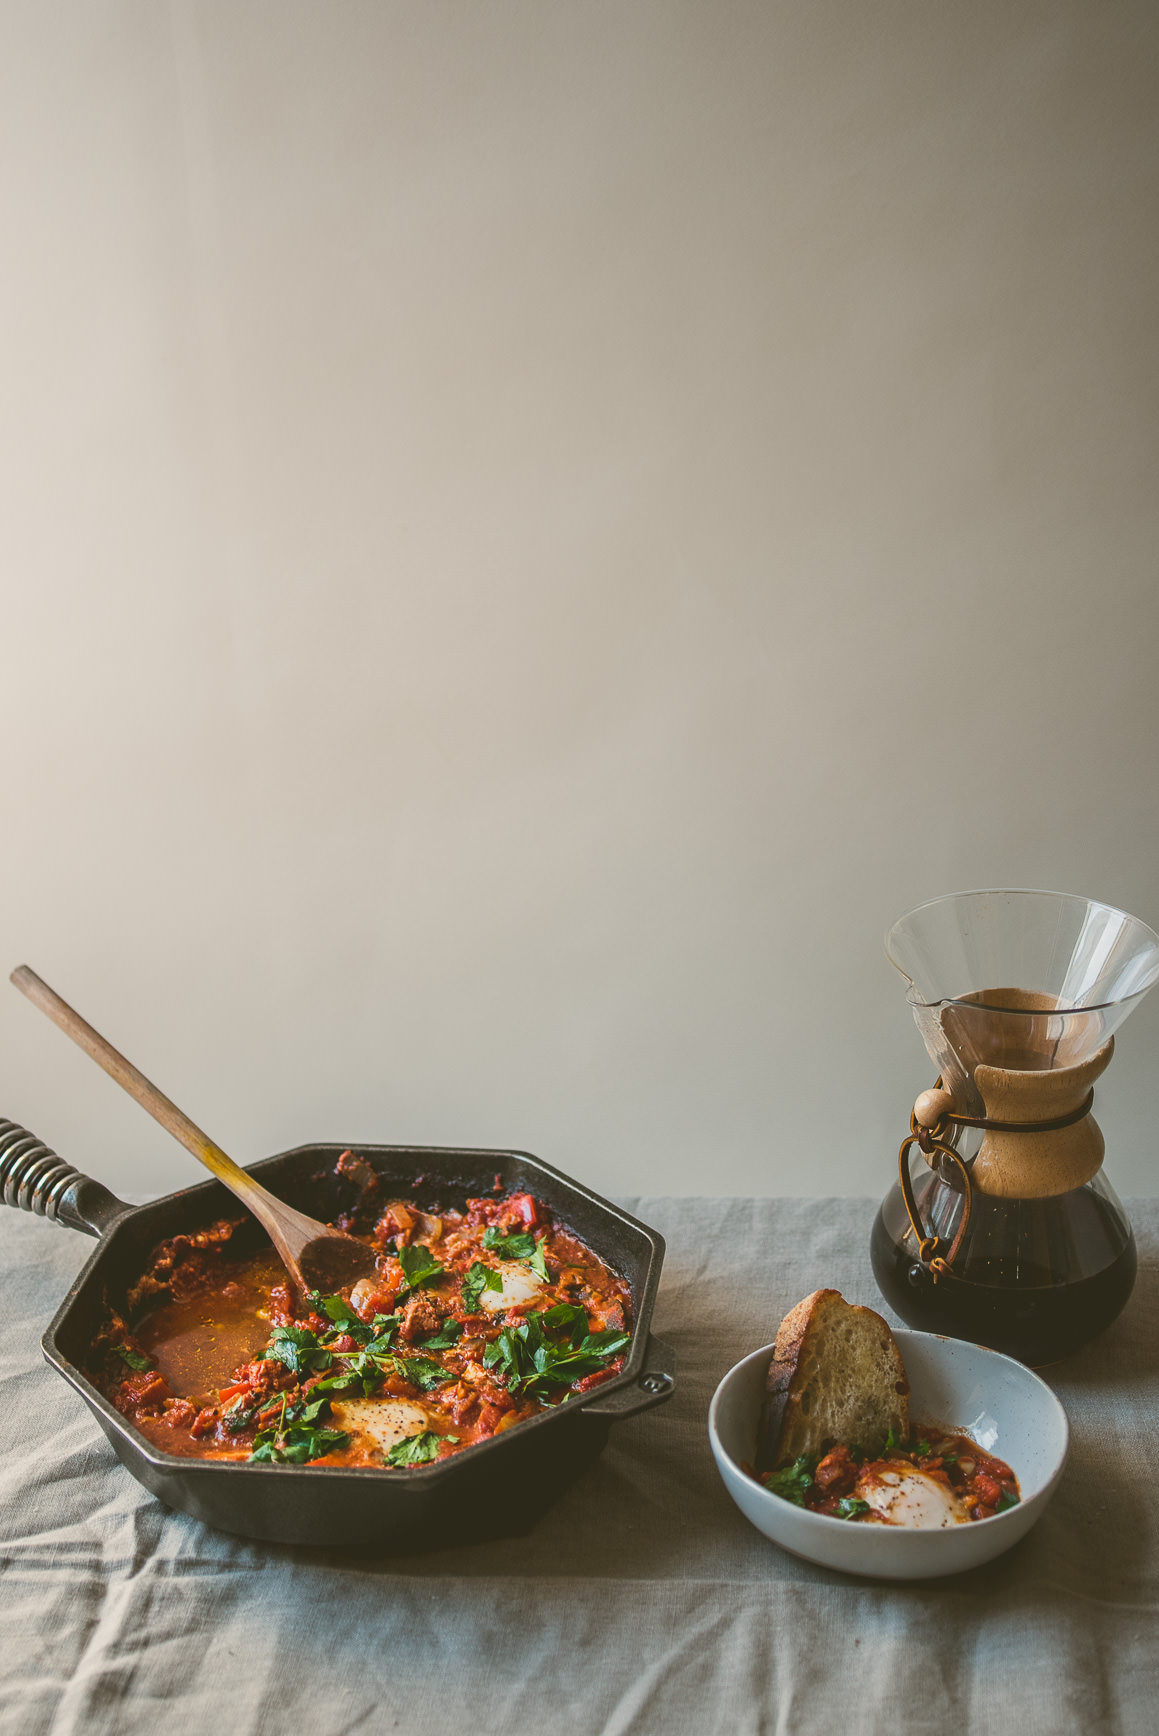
855 1467 970 1529
329 1397 429 1457
476 1260 545 1314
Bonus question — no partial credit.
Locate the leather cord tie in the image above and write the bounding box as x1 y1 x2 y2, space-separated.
896 1079 1095 1283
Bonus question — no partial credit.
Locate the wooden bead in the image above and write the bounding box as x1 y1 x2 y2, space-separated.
914 1087 954 1129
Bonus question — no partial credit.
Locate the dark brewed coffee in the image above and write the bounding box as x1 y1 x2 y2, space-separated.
870 1177 1136 1365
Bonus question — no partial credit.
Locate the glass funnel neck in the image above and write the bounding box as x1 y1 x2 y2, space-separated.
886 889 1159 1109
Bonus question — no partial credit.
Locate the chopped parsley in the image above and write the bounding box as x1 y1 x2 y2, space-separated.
395 1242 445 1299
258 1325 333 1378
310 1292 361 1332
222 1396 260 1434
362 1320 401 1356
314 1349 453 1397
393 1355 454 1392
313 1352 387 1399
305 1294 401 1346
529 1237 551 1283
480 1227 552 1283
482 1303 629 1402
761 1456 814 1507
461 1261 503 1313
481 1228 536 1259
384 1429 457 1468
116 1346 152 1372
257 1311 402 1390
418 1318 463 1351
249 1393 348 1465
834 1496 871 1521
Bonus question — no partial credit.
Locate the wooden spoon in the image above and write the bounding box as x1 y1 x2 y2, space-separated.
10 966 379 1296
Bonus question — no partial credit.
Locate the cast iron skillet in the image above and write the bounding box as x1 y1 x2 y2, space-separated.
1 1118 675 1553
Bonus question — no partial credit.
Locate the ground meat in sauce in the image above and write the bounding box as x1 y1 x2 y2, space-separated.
92 1163 632 1471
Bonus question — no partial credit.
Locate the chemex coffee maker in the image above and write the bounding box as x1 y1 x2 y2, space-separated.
871 889 1159 1364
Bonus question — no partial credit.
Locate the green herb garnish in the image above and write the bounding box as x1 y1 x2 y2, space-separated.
314 1353 383 1398
540 1301 589 1334
310 1292 360 1330
393 1355 454 1392
258 1325 333 1378
306 1296 402 1352
834 1496 871 1521
396 1243 445 1299
362 1321 401 1357
384 1429 457 1468
482 1306 629 1402
418 1318 463 1351
761 1456 814 1507
311 1370 364 1397
461 1261 504 1313
529 1237 551 1283
222 1397 259 1434
996 1490 1020 1513
480 1227 552 1282
116 1346 152 1372
248 1393 348 1465
481 1228 536 1259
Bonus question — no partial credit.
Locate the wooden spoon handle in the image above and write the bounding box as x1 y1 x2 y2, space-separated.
8 965 380 1296
10 965 255 1197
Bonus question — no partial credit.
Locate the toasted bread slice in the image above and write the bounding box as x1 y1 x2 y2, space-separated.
754 1289 909 1471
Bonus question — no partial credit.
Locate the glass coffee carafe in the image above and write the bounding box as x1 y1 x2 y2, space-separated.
871 889 1159 1364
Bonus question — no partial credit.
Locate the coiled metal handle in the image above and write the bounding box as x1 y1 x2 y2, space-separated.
0 1118 126 1237
0 1119 83 1220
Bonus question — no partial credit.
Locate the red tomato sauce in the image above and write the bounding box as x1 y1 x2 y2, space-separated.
91 1164 632 1471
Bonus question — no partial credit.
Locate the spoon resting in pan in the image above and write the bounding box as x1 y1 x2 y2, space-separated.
9 966 379 1296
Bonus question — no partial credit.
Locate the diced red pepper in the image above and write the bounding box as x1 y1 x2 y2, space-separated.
349 1277 397 1322
973 1474 1003 1509
571 1364 620 1394
507 1193 540 1230
475 1403 506 1437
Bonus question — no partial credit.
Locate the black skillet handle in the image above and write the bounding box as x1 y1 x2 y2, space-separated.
0 1117 129 1238
580 1334 677 1419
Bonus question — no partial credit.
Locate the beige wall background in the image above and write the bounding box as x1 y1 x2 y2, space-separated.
2 1 1158 1206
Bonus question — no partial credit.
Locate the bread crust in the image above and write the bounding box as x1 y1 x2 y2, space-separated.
754 1289 910 1472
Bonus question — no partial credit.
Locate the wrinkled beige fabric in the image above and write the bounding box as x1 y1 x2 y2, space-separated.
2 1197 1156 1735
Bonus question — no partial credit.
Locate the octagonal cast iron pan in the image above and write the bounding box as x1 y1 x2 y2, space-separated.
1 1119 675 1553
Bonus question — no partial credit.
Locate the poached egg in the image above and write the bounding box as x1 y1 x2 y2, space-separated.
329 1397 430 1458
475 1259 546 1315
854 1466 970 1528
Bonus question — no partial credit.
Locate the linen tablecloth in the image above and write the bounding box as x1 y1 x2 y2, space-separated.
2 1195 1156 1735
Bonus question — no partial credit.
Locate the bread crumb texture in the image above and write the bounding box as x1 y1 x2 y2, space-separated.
756 1289 910 1471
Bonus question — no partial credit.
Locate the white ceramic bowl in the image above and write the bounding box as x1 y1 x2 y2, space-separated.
708 1328 1068 1579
